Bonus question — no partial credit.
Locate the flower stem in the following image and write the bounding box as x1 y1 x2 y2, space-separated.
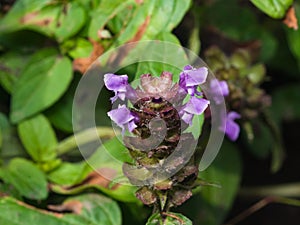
56 127 116 156
225 196 300 225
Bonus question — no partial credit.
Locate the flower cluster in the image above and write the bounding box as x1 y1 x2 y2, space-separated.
103 65 241 212
105 66 211 134
204 46 272 141
104 64 241 141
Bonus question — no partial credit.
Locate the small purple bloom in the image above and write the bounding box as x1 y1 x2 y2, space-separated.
224 111 241 141
107 105 137 134
179 65 208 96
180 96 210 125
210 79 229 104
104 73 129 102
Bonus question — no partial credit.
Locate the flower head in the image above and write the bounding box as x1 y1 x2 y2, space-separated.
105 65 210 133
179 96 210 125
223 111 241 141
179 65 208 96
107 105 137 134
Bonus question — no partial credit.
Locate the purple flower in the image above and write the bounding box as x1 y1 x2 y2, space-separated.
224 111 241 141
210 79 229 104
107 105 137 134
104 73 129 102
179 96 210 125
179 65 208 96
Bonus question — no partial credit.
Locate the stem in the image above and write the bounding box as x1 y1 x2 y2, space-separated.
56 127 116 156
239 182 300 198
162 212 184 224
224 196 300 225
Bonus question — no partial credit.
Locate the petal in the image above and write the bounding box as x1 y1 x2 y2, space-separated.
210 79 229 97
179 73 187 89
183 65 193 71
126 85 138 102
210 79 229 104
184 96 210 115
186 67 208 86
104 73 128 92
180 112 194 125
107 105 135 126
225 111 241 141
225 119 240 141
127 120 137 132
227 111 241 120
219 80 229 96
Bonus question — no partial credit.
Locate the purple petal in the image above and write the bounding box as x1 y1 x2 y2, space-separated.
210 79 229 96
219 81 229 96
185 67 208 87
107 105 136 133
104 73 128 91
184 96 210 115
104 73 129 102
179 96 210 125
128 120 137 132
225 111 241 141
183 65 193 70
126 85 138 103
180 112 194 125
179 65 208 96
210 79 229 104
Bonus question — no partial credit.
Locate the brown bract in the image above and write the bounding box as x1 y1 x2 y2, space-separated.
283 6 298 30
136 72 179 100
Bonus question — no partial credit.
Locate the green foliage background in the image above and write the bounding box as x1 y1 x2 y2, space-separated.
0 0 300 224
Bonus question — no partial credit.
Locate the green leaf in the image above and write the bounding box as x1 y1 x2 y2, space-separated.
65 38 93 59
45 75 80 133
54 2 87 42
106 0 191 47
146 212 192 225
0 1 86 41
48 161 92 186
88 0 135 40
0 194 122 225
131 32 188 81
18 114 58 163
52 137 137 202
0 182 22 200
11 48 73 123
250 0 293 19
0 114 26 163
0 51 32 93
0 0 53 33
1 158 48 200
